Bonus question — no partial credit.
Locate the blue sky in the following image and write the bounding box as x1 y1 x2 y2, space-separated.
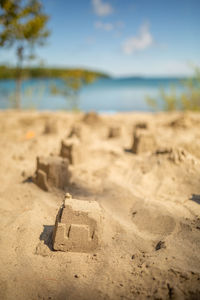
0 0 200 77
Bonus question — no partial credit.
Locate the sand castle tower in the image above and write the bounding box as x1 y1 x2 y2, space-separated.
53 193 102 252
60 138 84 165
132 129 157 154
33 156 70 191
108 126 121 138
68 124 83 139
82 111 101 125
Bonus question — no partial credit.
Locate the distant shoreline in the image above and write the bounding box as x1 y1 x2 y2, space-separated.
0 65 110 80
0 65 192 81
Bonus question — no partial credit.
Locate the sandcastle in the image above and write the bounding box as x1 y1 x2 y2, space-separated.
53 194 101 252
108 126 121 138
132 129 157 154
68 124 83 139
33 156 70 191
43 119 58 134
134 122 148 129
60 137 85 165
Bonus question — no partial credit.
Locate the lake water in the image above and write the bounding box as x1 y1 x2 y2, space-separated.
0 77 184 112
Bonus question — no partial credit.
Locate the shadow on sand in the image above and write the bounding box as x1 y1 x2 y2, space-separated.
190 194 200 205
40 225 54 251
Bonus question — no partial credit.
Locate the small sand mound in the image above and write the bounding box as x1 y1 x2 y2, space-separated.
82 111 101 125
33 156 70 191
169 114 198 128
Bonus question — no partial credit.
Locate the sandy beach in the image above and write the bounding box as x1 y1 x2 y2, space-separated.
0 110 200 300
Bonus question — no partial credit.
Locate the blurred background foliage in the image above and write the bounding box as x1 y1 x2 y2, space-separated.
50 71 104 111
0 64 109 110
146 67 200 111
0 0 50 108
0 65 109 80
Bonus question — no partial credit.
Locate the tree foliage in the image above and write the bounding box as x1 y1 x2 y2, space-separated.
0 0 49 48
0 0 49 108
0 65 110 80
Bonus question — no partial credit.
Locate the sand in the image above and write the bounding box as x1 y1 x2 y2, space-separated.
0 110 200 300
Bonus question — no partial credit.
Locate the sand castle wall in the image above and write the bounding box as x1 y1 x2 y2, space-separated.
53 195 101 253
34 156 70 191
60 138 86 165
132 129 157 154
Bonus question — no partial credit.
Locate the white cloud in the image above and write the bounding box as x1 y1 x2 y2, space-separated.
122 23 153 55
95 21 114 31
92 0 113 17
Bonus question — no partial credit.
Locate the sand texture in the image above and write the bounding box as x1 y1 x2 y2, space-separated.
0 110 200 300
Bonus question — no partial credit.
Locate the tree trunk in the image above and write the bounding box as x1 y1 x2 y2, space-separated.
15 46 24 109
15 74 21 109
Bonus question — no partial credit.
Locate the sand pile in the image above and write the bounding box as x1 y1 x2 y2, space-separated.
82 111 101 125
0 110 200 300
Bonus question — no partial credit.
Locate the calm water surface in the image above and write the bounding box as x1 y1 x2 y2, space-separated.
0 77 184 112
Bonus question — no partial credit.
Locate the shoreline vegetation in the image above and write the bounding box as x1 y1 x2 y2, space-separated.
0 65 110 80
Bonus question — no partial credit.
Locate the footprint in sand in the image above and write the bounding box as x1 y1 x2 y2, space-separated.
131 199 176 238
99 186 176 240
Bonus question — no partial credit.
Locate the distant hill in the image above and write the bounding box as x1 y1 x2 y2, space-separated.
0 65 110 80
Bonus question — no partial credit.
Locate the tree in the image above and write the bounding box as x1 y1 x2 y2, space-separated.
0 0 49 108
